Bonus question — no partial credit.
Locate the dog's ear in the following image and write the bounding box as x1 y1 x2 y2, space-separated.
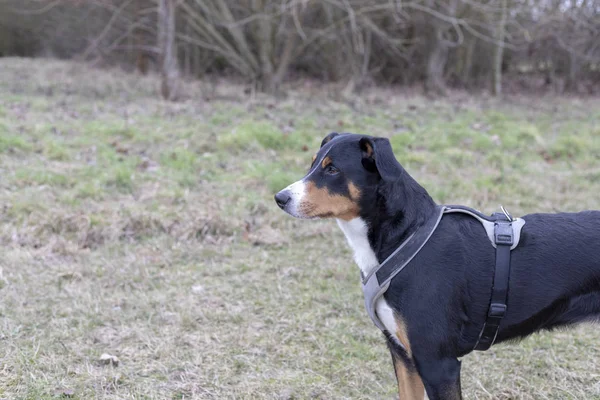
359 137 402 181
320 132 340 148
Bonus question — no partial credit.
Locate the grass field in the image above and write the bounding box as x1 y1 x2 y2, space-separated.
1 58 600 400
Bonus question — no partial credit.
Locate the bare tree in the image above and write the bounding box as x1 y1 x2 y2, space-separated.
492 0 508 95
158 0 180 100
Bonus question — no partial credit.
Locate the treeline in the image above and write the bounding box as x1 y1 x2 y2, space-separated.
1 0 599 96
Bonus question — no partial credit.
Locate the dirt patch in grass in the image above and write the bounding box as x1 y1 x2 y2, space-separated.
1 57 600 399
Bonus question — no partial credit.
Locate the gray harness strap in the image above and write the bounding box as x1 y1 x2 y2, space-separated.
361 205 526 348
443 206 525 251
361 205 445 333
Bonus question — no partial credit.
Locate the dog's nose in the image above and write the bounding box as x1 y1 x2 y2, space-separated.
275 191 291 209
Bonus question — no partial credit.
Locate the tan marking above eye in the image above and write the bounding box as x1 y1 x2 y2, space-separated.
311 154 317 164
321 156 332 169
300 181 360 221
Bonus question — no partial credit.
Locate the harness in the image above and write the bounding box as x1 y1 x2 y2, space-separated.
361 205 526 352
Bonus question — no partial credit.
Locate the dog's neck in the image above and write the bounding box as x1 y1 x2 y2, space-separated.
375 172 437 257
337 175 437 276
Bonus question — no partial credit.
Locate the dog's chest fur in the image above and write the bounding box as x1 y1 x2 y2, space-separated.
336 218 402 344
336 218 378 276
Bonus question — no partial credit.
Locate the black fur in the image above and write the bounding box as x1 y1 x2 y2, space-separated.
276 133 600 400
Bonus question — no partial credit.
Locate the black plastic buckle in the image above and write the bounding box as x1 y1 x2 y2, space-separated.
488 303 507 318
494 221 513 246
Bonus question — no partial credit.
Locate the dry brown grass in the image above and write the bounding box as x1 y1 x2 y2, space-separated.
1 58 600 399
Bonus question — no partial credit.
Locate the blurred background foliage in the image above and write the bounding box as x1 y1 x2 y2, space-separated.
1 0 599 98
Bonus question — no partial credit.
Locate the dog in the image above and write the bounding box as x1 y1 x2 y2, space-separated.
274 132 600 400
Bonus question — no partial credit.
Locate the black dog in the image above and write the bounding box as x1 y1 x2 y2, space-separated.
275 132 600 400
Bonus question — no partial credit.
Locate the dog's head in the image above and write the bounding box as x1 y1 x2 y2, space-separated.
274 132 404 220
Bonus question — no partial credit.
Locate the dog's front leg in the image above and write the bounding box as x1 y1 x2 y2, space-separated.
413 355 462 400
388 344 426 400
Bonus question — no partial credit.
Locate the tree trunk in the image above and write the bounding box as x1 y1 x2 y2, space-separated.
135 0 149 75
158 0 180 100
254 0 275 93
270 29 296 92
492 0 507 96
565 51 580 92
425 27 448 95
461 36 476 87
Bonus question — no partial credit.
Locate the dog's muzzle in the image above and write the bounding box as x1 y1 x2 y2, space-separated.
274 180 308 218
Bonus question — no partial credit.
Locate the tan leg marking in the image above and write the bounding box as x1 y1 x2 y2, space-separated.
394 356 426 400
393 315 426 399
394 314 412 357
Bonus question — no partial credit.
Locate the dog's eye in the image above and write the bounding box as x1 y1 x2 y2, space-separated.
325 165 340 175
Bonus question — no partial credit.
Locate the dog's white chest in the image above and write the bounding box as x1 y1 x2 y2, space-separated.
336 218 379 276
336 218 406 346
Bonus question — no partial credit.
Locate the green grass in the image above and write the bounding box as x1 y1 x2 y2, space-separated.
42 139 71 161
218 120 313 152
0 132 33 153
12 168 73 188
1 57 600 400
